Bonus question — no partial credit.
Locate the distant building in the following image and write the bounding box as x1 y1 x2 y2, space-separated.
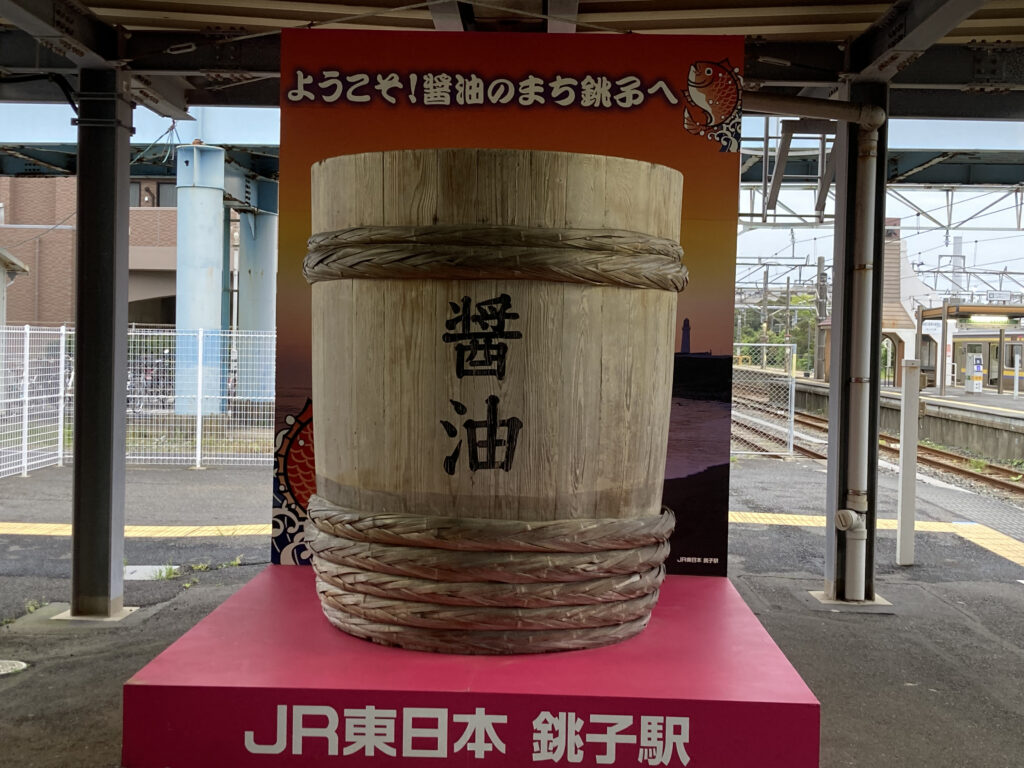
821 218 937 386
0 244 29 325
0 175 236 326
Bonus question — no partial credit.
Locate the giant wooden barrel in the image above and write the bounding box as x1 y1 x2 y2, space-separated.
304 149 686 654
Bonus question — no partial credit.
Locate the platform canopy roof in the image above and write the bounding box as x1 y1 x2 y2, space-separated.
0 245 29 274
921 303 1024 320
2 1 1024 180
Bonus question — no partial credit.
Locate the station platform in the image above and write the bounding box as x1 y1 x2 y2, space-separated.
793 377 1024 465
915 384 1024 415
1 459 1023 768
798 375 1024 417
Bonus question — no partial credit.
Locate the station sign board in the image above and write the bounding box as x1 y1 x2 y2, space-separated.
274 30 743 574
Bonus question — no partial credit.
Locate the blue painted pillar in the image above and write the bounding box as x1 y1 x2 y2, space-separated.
175 144 225 415
237 210 277 399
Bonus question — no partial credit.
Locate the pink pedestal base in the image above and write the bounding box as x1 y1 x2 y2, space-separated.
123 567 819 767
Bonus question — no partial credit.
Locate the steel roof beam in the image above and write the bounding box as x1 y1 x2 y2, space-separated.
848 0 991 82
547 0 579 33
749 41 1024 93
893 44 1024 89
121 32 281 78
890 88 1024 119
0 75 77 104
0 29 79 72
128 75 193 121
0 7 191 118
887 150 957 183
185 77 280 107
0 145 74 174
430 1 467 30
0 0 120 69
744 41 845 89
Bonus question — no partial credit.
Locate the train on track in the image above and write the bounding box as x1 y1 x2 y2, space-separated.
922 327 1024 390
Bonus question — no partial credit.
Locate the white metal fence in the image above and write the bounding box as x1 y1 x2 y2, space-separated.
0 325 275 478
0 326 72 477
732 343 796 456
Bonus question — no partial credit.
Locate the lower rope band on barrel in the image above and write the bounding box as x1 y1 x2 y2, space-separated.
312 557 666 608
307 494 675 553
316 576 658 631
303 225 687 292
305 524 670 584
321 603 652 655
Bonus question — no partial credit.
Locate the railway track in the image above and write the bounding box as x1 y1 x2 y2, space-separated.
732 396 829 460
731 418 791 455
792 412 1024 496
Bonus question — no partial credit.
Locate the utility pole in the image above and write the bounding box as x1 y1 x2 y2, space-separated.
761 267 769 368
785 276 792 343
814 255 828 379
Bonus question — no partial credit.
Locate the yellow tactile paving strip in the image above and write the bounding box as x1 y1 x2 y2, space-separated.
951 523 1024 568
729 511 1024 568
1 515 1021 569
0 522 270 538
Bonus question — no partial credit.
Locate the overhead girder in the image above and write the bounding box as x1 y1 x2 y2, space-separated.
787 0 991 98
746 42 1024 116
547 0 579 33
889 88 1024 119
0 72 79 105
3 17 1024 118
894 44 1024 88
847 0 992 82
742 148 1024 187
0 10 193 119
0 144 75 174
429 1 468 31
120 32 282 78
0 0 120 68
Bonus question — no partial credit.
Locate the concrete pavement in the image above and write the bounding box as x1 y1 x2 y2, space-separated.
1 460 1022 767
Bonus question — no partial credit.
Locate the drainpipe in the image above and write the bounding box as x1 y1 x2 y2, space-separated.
842 123 880 558
743 92 885 130
745 89 886 601
835 509 867 600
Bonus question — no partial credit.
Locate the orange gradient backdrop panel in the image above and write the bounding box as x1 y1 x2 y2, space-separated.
273 30 742 564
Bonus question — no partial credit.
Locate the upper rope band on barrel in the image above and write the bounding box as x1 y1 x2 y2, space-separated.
303 225 688 292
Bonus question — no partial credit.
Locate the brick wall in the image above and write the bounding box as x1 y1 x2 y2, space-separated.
0 227 76 325
0 177 180 325
0 178 78 325
129 207 177 248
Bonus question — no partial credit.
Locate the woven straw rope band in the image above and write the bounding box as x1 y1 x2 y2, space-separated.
304 499 676 652
307 494 675 553
305 525 670 584
317 577 659 631
313 558 666 608
321 603 651 655
303 225 688 292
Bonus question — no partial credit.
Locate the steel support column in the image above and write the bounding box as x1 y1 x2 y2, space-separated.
824 82 889 601
71 69 131 617
237 210 277 399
